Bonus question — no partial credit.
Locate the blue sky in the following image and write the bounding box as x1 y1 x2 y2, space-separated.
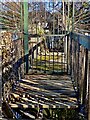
28 1 62 12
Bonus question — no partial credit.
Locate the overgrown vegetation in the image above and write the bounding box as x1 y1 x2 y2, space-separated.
13 108 86 120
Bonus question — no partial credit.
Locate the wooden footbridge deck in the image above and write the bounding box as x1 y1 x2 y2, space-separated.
1 1 90 120
2 32 90 119
9 74 78 109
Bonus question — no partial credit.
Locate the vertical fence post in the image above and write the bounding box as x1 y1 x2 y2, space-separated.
67 35 70 74
70 34 72 76
83 49 88 105
80 48 87 105
77 41 80 100
67 0 70 32
23 1 29 73
66 1 70 73
70 1 74 83
88 51 90 120
21 2 23 32
62 0 65 27
72 1 74 32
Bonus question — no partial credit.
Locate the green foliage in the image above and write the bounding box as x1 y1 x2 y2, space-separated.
42 108 85 120
83 2 89 8
37 27 44 36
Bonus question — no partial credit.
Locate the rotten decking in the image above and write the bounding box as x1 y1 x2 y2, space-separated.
9 74 78 109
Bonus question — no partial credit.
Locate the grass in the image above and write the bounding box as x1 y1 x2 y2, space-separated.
32 58 65 72
30 50 66 72
36 55 59 61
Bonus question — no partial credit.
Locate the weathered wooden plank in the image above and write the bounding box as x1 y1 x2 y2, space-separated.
18 82 74 97
19 110 36 119
13 83 77 102
9 92 78 109
25 74 71 80
44 34 68 37
10 89 77 107
8 74 78 109
19 79 74 93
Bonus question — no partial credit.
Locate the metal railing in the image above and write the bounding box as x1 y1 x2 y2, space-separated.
1 31 90 119
28 34 68 74
69 32 90 118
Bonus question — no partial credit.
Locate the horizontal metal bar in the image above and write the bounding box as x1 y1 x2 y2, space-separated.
24 33 41 37
70 32 90 51
44 34 69 37
12 38 22 41
24 33 69 37
1 26 17 30
75 28 90 33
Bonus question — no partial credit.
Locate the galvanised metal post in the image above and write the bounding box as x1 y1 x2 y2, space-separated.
20 2 23 32
67 0 70 32
23 0 29 73
67 0 70 73
71 1 74 77
72 1 74 32
62 0 64 25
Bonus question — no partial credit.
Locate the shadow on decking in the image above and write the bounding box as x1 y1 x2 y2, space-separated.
9 74 78 109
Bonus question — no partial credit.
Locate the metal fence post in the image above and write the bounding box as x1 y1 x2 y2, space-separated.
23 1 29 73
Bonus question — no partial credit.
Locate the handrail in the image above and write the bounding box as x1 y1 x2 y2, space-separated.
70 32 90 50
68 32 90 118
13 39 45 70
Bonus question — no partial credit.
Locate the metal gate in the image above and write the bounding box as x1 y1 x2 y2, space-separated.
29 34 68 74
27 2 68 74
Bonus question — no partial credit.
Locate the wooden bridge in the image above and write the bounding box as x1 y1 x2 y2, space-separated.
1 1 90 120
